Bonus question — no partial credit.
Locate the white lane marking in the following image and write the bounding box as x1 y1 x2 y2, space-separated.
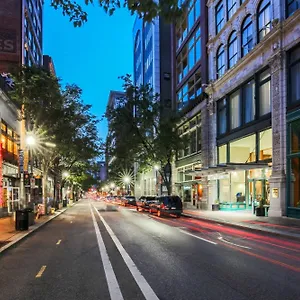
36 265 47 278
218 237 252 249
93 205 160 300
90 205 124 300
56 239 62 245
179 230 218 245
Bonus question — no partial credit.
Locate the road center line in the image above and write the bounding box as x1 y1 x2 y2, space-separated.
90 205 124 300
218 236 252 249
56 240 62 245
179 229 218 245
36 265 47 278
93 205 160 300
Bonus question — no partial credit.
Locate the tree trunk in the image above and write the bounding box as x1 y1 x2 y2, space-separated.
42 163 49 215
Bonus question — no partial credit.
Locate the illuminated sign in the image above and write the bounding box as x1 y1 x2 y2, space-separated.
0 30 16 53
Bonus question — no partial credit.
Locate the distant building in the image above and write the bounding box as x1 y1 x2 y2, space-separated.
0 0 43 72
43 55 56 76
133 16 172 197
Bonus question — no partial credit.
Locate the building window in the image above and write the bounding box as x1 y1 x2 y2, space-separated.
243 80 255 123
218 144 227 163
177 84 189 110
216 1 225 34
241 15 253 57
229 134 256 163
1 122 7 133
217 98 227 135
289 46 300 105
230 90 241 129
287 0 299 17
228 31 238 68
227 0 237 19
258 0 271 42
259 69 271 116
197 125 202 152
259 128 272 160
191 130 197 154
217 44 225 78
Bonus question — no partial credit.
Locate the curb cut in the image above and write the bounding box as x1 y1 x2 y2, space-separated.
182 213 300 242
0 208 68 254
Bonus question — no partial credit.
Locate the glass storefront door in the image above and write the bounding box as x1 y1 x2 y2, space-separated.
248 179 270 207
7 187 20 213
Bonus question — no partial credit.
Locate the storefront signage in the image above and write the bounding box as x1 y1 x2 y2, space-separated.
0 30 16 53
272 188 279 198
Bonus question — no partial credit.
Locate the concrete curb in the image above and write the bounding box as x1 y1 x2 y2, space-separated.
182 213 300 241
0 208 68 254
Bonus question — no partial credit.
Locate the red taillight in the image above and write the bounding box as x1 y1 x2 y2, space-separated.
160 203 165 209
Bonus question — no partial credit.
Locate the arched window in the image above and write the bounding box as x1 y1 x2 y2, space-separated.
217 44 225 78
258 0 271 42
228 31 238 68
241 15 253 57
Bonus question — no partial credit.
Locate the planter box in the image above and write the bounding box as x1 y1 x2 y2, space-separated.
212 204 220 211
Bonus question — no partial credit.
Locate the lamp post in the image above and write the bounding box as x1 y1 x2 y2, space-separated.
123 176 130 195
154 164 160 196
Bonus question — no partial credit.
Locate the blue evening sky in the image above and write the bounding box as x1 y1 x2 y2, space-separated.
43 3 134 140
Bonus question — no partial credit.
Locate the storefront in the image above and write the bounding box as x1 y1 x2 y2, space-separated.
287 110 300 218
210 167 271 211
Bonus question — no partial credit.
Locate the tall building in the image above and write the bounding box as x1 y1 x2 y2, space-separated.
194 0 300 218
133 17 172 197
172 0 208 208
43 55 56 76
0 0 43 72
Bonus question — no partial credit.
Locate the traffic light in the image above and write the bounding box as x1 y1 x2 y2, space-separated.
24 173 30 187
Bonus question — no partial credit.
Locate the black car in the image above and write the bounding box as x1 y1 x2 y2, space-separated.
149 196 182 218
136 196 157 212
121 196 137 206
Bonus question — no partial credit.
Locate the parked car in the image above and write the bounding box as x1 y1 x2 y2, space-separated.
121 196 137 206
149 196 182 218
136 196 157 212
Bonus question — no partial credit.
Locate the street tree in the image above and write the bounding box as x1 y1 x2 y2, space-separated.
9 66 101 210
106 75 187 195
50 0 184 26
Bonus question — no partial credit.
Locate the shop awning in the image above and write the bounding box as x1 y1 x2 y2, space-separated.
184 162 270 176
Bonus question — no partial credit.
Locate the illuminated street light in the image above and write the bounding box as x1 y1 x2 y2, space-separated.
63 171 70 178
26 135 36 146
154 164 160 171
44 142 56 148
123 176 130 184
110 183 115 189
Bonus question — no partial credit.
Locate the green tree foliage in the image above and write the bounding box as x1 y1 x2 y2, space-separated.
9 65 102 206
106 75 187 195
50 0 184 26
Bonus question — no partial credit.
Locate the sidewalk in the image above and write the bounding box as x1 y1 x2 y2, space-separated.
0 205 71 254
182 209 300 240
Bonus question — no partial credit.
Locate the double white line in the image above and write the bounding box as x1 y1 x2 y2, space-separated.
90 204 159 300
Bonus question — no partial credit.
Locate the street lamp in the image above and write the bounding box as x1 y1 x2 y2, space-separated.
110 183 115 189
154 164 160 171
123 176 131 195
26 135 36 147
63 171 70 178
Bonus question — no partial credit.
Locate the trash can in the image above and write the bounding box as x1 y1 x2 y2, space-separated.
15 210 29 231
23 208 35 226
63 200 67 207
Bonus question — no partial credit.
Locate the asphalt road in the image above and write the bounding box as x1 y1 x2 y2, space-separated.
0 198 299 300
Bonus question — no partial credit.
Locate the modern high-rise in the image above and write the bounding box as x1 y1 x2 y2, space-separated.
133 17 172 197
0 0 43 72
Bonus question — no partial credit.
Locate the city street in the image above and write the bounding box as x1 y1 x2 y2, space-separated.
0 198 300 300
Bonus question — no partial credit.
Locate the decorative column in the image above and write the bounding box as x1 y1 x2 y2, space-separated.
268 52 287 217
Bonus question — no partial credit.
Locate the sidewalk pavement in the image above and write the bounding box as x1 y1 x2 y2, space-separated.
182 209 300 240
0 203 75 254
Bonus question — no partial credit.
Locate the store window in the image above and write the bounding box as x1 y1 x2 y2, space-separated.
217 98 227 135
229 134 256 163
230 90 241 129
1 135 6 149
227 0 237 19
259 128 272 160
290 157 300 207
1 122 7 133
243 80 255 123
217 44 225 78
218 144 227 163
259 69 271 115
228 31 238 69
241 15 253 57
289 46 300 105
7 138 13 153
216 1 225 34
257 0 271 42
